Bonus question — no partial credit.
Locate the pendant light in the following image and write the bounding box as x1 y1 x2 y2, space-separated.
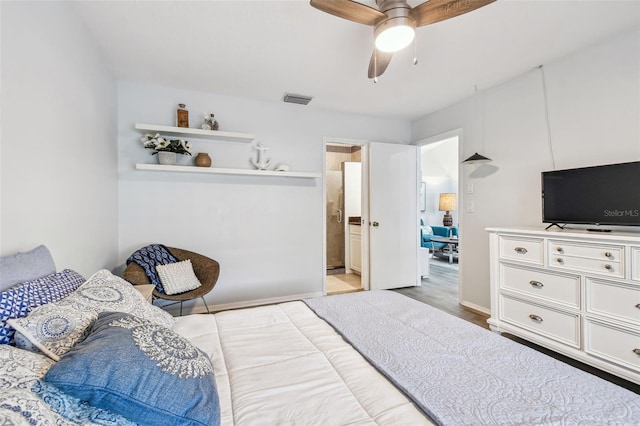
462 152 492 163
462 85 492 164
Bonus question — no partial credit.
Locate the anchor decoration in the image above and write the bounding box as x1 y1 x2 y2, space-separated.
250 142 272 170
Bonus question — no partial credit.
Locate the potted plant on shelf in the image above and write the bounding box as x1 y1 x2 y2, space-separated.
141 133 192 165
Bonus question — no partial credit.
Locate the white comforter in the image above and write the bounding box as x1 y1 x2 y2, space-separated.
174 301 431 426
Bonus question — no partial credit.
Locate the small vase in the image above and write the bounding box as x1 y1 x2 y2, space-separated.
157 151 177 165
195 152 212 167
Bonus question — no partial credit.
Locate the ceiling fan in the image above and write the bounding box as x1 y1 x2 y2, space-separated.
310 0 496 79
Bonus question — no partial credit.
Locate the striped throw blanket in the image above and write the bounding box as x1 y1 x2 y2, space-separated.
126 244 177 294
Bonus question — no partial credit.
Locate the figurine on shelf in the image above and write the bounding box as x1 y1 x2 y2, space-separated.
250 142 271 170
177 104 189 128
201 113 219 131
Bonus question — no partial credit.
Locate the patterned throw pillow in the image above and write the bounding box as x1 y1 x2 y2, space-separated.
156 259 202 295
126 244 178 293
0 345 133 425
9 269 175 361
45 311 220 426
0 269 85 345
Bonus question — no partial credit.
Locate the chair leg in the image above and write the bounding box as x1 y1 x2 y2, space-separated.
201 297 211 314
180 300 183 317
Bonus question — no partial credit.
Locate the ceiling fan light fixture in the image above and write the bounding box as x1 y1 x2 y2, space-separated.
374 16 415 53
311 0 496 78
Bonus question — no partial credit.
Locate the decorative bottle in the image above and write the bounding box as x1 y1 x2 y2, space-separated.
177 104 189 128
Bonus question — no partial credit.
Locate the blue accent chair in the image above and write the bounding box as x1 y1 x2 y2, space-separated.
420 220 458 251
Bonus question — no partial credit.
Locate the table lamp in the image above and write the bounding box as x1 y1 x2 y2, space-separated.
439 193 457 227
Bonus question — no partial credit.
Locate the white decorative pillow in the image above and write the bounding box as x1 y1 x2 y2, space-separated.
9 269 175 361
11 305 98 360
156 260 202 295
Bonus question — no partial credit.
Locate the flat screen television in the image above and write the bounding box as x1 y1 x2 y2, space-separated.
542 161 640 229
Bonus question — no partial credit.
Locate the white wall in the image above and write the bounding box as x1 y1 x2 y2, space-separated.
0 2 118 277
411 27 640 312
117 81 411 310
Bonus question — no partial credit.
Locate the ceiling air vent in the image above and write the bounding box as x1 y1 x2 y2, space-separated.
283 93 312 105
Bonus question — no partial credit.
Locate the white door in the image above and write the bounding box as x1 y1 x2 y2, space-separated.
368 142 419 290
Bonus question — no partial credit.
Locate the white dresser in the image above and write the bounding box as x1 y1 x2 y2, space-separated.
487 227 640 385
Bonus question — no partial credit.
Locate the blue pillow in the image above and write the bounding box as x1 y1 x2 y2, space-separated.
0 245 56 291
0 345 134 426
44 312 220 426
0 269 85 345
32 380 136 425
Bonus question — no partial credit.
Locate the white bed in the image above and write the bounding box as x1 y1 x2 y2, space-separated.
175 301 432 425
0 261 431 425
2 262 638 425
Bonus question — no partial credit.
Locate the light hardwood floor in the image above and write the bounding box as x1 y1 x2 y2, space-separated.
395 258 489 329
327 272 362 295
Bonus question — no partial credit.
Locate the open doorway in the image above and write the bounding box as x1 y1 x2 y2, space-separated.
419 135 460 302
325 143 363 294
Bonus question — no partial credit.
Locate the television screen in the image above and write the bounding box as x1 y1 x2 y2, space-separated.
542 161 640 227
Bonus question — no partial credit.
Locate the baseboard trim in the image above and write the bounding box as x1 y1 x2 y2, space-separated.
460 300 490 315
164 292 325 316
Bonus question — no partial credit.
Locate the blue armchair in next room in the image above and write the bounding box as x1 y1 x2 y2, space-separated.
420 220 458 251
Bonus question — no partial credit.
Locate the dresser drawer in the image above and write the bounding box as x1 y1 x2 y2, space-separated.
585 318 640 373
632 247 640 282
549 254 623 278
500 295 580 347
548 240 623 261
586 278 640 325
499 236 543 266
500 264 580 308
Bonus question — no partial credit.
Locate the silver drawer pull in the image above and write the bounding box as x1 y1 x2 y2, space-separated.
556 258 564 264
529 280 544 288
529 314 543 323
634 349 640 355
604 251 612 258
604 264 613 271
514 247 528 254
556 247 564 254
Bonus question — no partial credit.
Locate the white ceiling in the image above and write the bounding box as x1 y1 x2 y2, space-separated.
73 0 640 121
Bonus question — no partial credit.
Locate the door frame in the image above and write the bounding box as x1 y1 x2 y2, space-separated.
322 137 369 295
414 128 464 303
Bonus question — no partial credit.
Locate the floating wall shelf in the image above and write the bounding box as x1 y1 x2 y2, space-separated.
135 163 321 179
135 123 255 143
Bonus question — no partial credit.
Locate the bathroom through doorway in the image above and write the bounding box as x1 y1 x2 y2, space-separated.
325 142 363 294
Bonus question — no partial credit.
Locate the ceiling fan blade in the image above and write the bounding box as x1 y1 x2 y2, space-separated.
368 50 393 79
410 0 496 27
310 0 386 26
